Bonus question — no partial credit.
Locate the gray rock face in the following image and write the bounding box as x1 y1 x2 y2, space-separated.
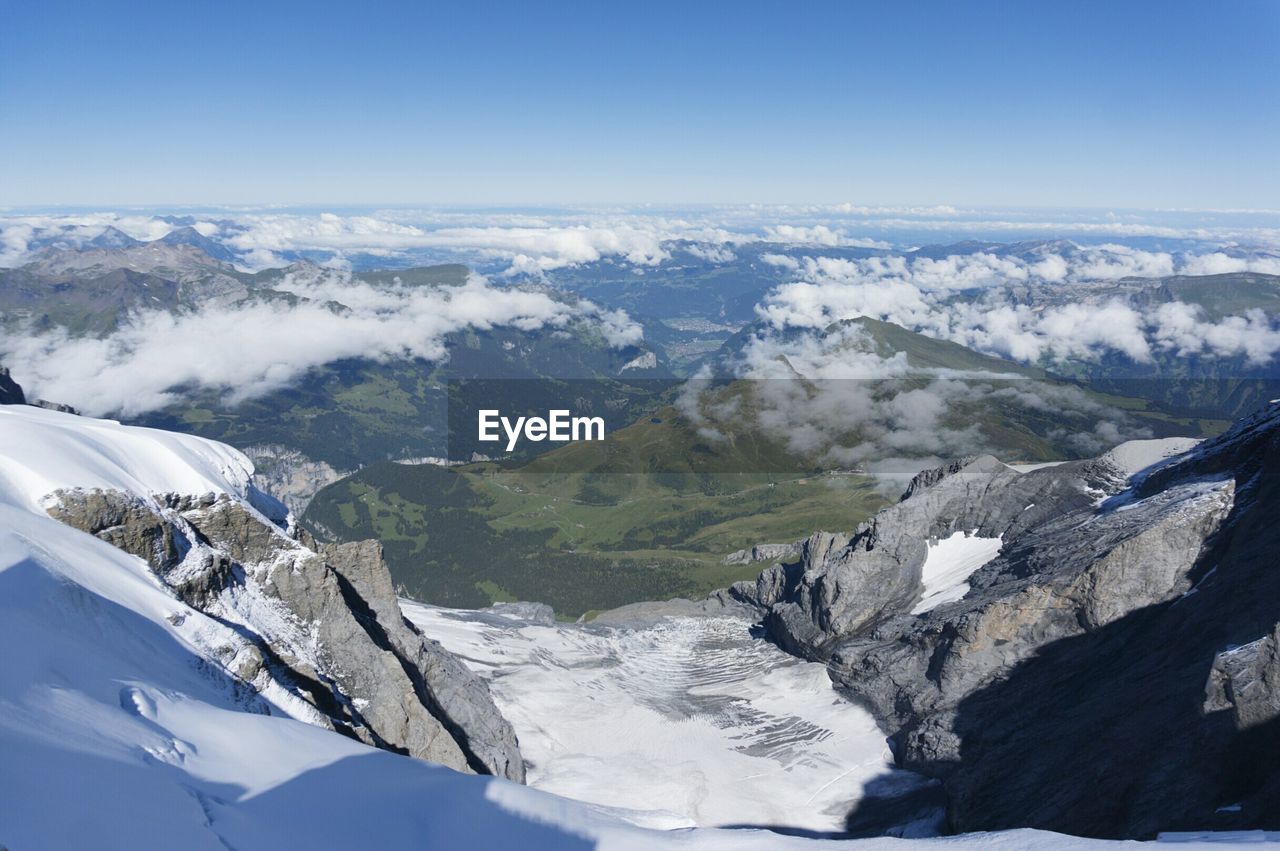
589 594 753 625
487 601 557 624
47 487 524 782
47 489 186 570
318 538 524 781
735 404 1280 838
723 541 802 565
241 444 347 516
1205 623 1280 731
732 454 1111 658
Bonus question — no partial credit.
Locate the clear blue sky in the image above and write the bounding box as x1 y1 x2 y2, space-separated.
1 0 1276 208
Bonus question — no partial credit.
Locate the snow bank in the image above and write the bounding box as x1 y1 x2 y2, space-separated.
0 405 252 510
1098 437 1201 480
912 531 1004 614
1007 461 1067 473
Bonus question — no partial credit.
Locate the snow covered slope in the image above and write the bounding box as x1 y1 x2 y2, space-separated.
1098 437 1202 480
0 405 254 511
0 406 1263 849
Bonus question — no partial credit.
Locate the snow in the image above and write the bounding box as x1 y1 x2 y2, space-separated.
1098 437 1201 480
403 603 913 833
0 406 1266 849
911 531 1004 614
0 405 252 511
1008 438 1199 479
1007 461 1067 473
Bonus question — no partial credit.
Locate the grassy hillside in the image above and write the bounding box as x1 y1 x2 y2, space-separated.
303 461 886 619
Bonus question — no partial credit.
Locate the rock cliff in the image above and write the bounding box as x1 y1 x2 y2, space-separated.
47 486 525 782
731 404 1280 837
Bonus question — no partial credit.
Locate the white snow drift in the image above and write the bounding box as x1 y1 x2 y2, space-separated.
911 531 1005 615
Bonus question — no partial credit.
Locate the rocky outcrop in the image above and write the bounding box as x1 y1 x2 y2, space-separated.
0 365 80 413
241 444 347 516
47 486 524 782
723 541 802 565
0 366 25 405
729 454 1112 658
1205 624 1280 731
830 473 1234 744
734 405 1280 838
316 537 524 781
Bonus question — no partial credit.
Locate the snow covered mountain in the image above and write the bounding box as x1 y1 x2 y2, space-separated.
7 403 1276 848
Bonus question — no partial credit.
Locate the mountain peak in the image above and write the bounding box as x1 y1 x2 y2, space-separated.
156 226 239 263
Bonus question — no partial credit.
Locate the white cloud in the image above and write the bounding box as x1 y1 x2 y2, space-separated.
2 270 643 416
227 216 676 273
683 243 736 264
759 253 799 270
761 224 890 249
1178 252 1280 276
752 245 1280 367
1151 302 1280 364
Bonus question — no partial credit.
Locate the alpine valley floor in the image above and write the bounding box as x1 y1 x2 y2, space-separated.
403 603 925 834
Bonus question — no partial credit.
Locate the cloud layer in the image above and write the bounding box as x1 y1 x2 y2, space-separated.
4 206 1280 276
2 269 641 416
755 248 1280 366
677 321 1149 471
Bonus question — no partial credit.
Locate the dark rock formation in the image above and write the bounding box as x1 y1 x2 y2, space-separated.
0 365 80 413
0 366 25 405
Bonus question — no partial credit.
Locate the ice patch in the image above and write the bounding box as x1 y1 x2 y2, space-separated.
911 531 1004 614
1007 461 1067 473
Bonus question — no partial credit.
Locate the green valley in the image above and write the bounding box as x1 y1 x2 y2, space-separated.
303 461 888 619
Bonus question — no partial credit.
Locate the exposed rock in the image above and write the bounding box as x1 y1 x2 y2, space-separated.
0 366 25 405
742 455 1108 657
723 541 802 565
241 444 348 516
733 410 1280 838
487 601 557 624
46 489 185 570
46 486 524 782
829 474 1235 725
320 539 524 781
31 399 81 414
1205 623 1280 731
589 594 753 624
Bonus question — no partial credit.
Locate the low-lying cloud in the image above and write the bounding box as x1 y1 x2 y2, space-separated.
756 248 1280 366
2 270 642 416
6 207 1280 278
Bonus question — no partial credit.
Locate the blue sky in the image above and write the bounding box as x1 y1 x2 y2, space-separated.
1 0 1276 208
